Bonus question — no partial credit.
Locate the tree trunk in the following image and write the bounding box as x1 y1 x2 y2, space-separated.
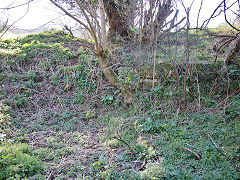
96 50 116 87
226 37 240 66
103 0 129 37
96 49 134 105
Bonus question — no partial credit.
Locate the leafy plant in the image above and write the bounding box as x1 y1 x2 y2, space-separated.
225 95 240 120
73 93 85 104
138 117 174 133
0 104 11 134
0 143 44 179
4 95 29 109
140 160 164 179
86 110 96 119
50 74 61 86
101 95 114 105
27 70 37 81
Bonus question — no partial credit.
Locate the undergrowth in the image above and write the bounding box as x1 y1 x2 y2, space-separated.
0 30 239 179
0 142 44 179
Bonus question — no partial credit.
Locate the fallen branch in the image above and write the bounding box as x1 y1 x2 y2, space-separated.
216 89 239 107
176 146 202 160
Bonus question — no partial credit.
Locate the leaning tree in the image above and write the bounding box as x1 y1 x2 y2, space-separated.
49 0 183 104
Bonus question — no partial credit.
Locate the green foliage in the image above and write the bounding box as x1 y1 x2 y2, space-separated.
4 73 24 82
73 93 85 104
101 106 239 179
86 110 96 119
104 139 122 147
101 95 114 105
225 95 240 120
1 29 239 179
228 64 240 78
102 113 138 143
0 104 11 135
71 131 84 144
88 154 141 179
35 144 72 163
130 143 157 160
0 20 7 34
4 94 29 109
117 67 140 92
44 110 79 132
27 70 37 81
155 113 239 179
21 40 75 68
140 160 164 179
19 30 75 44
58 48 96 91
138 117 176 133
50 74 61 86
0 143 44 179
208 25 239 35
1 33 76 73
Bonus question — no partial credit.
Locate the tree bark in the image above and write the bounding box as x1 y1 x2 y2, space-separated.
103 0 129 37
96 50 116 87
226 37 240 66
99 0 107 50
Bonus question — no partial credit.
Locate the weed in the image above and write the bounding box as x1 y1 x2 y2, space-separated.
71 131 84 144
104 139 123 147
1 29 239 179
50 74 61 86
101 94 114 105
138 117 171 133
8 73 24 82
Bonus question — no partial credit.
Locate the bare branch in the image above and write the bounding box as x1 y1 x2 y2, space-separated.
74 0 100 51
176 146 202 160
49 0 90 33
224 0 240 31
0 0 34 10
34 15 65 30
0 0 32 38
196 0 203 28
201 0 224 28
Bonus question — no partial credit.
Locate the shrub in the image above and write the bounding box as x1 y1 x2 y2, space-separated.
0 143 44 179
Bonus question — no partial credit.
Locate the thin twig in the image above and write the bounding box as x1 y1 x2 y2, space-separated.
195 68 201 112
0 0 32 38
0 0 34 10
206 133 226 156
224 0 240 32
113 136 133 150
